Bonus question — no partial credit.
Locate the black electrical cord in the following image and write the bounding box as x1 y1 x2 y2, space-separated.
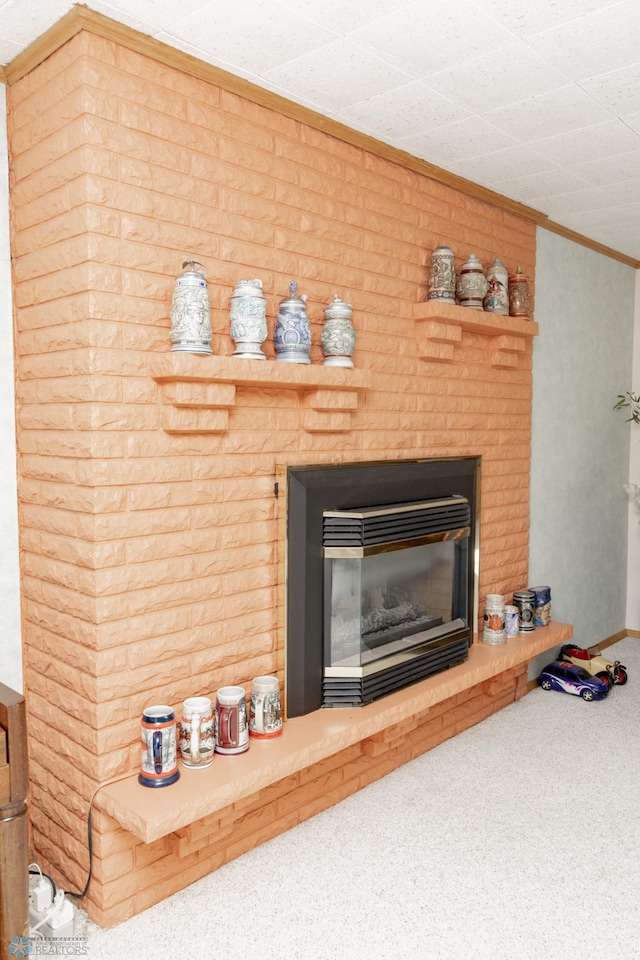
66 805 93 901
33 772 131 902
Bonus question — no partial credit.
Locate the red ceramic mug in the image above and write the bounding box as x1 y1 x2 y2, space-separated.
215 686 249 755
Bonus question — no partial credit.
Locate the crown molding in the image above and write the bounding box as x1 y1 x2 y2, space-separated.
2 4 639 270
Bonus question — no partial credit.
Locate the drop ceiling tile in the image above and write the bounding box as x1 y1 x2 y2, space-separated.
424 43 567 114
529 120 640 165
78 0 151 33
580 62 640 118
398 116 518 166
262 39 409 111
470 0 620 39
448 144 557 183
94 0 211 31
569 149 640 186
605 179 640 203
154 29 336 113
341 81 470 140
348 0 513 78
527 0 640 80
0 36 22 63
278 0 414 35
165 0 338 74
536 186 622 215
625 112 640 135
484 85 611 141
491 168 592 202
559 204 640 231
0 0 74 47
582 222 640 258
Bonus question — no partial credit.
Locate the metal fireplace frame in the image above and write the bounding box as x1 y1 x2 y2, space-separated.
279 457 481 718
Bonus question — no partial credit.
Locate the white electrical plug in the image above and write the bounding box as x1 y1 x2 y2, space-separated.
47 892 74 932
29 890 75 939
30 877 52 913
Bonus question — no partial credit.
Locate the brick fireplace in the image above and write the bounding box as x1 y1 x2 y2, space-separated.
7 14 552 927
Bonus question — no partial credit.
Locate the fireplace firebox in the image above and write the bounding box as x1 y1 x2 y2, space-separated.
281 458 480 717
322 497 470 707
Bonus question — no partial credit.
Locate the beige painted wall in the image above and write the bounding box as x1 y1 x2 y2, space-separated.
529 228 636 675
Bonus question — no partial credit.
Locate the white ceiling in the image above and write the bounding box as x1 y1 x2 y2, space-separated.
2 0 640 262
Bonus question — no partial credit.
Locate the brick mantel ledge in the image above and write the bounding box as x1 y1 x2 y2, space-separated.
150 354 372 434
98 623 571 844
413 301 539 366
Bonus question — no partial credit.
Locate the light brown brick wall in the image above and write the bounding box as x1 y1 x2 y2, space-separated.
7 31 536 925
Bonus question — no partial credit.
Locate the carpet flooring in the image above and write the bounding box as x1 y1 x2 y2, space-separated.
78 636 639 960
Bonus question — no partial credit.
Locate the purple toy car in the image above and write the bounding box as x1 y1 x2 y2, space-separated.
538 660 608 701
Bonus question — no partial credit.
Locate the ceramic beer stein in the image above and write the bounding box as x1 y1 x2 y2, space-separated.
249 676 283 740
170 261 212 355
321 296 356 367
483 257 509 315
229 278 268 359
274 281 312 364
456 253 488 308
428 244 456 303
138 705 180 787
482 594 506 644
215 686 249 755
179 696 215 768
508 266 531 318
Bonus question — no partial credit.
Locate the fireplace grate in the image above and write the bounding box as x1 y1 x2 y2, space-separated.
322 633 470 707
323 496 470 548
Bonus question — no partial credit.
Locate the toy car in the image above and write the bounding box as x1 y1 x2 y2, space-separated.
537 660 609 701
559 643 628 690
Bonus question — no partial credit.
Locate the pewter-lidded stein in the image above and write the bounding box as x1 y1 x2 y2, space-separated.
483 257 509 315
274 281 312 364
170 261 212 354
229 278 268 359
428 244 456 303
321 295 356 367
456 253 488 309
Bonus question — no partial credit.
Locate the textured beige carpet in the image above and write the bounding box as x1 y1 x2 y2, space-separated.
79 636 639 960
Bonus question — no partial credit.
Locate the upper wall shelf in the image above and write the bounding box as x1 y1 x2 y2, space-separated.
413 301 538 366
150 354 372 435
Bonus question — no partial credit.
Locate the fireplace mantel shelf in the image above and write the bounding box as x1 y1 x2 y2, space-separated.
413 301 538 366
98 622 571 845
150 354 372 434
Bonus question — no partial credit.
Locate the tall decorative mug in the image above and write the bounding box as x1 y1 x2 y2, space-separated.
249 676 283 740
215 686 249 755
138 705 180 788
513 589 536 633
179 696 215 768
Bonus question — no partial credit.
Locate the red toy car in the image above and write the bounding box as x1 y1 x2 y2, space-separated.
559 643 628 691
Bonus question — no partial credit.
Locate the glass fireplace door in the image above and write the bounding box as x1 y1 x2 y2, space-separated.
322 497 471 706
